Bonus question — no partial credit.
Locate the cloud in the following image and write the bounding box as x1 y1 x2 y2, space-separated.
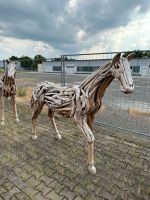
80 11 150 54
0 0 150 58
0 36 61 59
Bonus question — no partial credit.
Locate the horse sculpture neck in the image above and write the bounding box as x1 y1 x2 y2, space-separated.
71 62 114 115
79 62 113 98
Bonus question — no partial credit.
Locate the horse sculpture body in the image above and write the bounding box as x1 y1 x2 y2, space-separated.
31 53 135 174
0 60 19 125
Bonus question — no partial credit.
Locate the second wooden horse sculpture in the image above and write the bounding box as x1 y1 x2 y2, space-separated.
0 60 19 125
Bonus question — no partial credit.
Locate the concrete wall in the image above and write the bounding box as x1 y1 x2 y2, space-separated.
38 63 44 72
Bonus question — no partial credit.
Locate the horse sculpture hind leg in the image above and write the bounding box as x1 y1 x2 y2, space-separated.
11 95 19 122
0 96 5 126
32 103 62 140
31 102 44 140
48 108 61 140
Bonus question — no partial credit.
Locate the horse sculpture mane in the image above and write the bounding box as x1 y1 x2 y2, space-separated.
31 52 135 174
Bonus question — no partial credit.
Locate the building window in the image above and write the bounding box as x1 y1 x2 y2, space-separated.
77 66 98 72
66 66 74 68
131 66 140 73
53 66 61 71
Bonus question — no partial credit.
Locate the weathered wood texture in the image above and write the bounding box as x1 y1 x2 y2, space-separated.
0 60 19 125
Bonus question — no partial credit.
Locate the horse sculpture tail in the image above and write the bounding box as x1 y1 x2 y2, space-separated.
30 94 36 109
30 82 44 109
0 80 3 96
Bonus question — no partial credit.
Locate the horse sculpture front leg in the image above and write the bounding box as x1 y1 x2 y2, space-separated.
0 96 5 125
74 116 96 174
11 95 19 122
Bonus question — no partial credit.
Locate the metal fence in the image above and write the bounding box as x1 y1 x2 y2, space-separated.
61 51 150 137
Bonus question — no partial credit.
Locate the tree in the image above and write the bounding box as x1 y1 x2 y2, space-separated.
51 56 76 61
18 56 33 69
133 50 143 58
142 51 150 57
9 56 18 61
33 55 46 70
123 50 150 58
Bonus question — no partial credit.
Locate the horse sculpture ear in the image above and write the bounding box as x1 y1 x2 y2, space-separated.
126 53 135 61
111 52 121 65
6 59 10 64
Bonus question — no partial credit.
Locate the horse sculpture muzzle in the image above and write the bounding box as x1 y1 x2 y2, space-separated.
120 82 134 94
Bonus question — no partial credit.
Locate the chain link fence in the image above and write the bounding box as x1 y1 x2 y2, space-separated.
61 51 150 137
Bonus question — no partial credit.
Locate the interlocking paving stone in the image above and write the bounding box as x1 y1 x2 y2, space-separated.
45 190 64 200
23 186 39 199
1 186 20 200
35 182 53 196
0 186 7 195
73 196 84 200
15 192 31 200
38 175 54 186
13 178 27 190
59 187 77 199
0 103 150 200
34 192 51 200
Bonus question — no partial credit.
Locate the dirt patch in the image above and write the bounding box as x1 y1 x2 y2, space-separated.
128 108 150 117
16 87 33 103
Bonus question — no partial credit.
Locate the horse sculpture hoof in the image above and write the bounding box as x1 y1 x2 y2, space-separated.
32 135 37 140
56 134 61 140
88 165 96 174
16 118 19 122
1 121 5 126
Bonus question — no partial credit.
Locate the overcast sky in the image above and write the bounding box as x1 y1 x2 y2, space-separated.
0 0 150 59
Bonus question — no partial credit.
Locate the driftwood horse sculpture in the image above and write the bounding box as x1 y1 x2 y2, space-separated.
31 53 134 174
0 60 19 125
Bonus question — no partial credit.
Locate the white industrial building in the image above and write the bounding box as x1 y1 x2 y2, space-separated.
40 58 150 77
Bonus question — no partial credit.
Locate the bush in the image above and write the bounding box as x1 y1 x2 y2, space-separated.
17 88 27 97
0 68 4 73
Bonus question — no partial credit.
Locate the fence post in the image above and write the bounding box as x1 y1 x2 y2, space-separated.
61 55 65 86
61 55 63 86
3 59 6 69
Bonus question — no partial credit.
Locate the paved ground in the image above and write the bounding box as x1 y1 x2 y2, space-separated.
0 102 150 200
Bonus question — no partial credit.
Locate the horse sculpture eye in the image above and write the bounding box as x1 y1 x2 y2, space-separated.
115 65 119 69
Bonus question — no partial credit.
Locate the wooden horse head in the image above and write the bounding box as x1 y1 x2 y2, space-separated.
5 60 17 79
110 53 135 94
